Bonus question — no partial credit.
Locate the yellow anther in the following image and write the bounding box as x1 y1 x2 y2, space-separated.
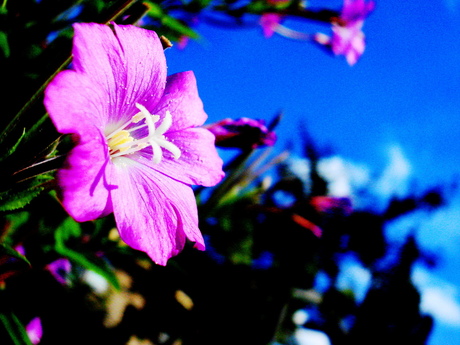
108 130 134 153
106 104 181 163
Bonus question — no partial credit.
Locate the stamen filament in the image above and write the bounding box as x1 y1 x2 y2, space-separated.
106 103 181 164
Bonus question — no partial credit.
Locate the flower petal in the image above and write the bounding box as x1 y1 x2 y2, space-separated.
108 160 205 265
139 127 224 187
153 71 207 131
71 23 167 125
57 126 114 222
44 70 109 133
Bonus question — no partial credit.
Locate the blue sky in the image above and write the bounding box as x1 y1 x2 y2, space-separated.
166 0 460 344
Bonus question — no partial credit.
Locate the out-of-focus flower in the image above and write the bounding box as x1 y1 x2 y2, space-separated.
310 196 353 215
260 13 283 38
177 35 190 49
205 117 276 149
0 244 30 282
44 23 224 265
46 258 71 285
26 317 42 345
314 0 374 65
259 0 292 38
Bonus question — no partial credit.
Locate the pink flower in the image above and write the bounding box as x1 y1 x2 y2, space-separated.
44 23 224 265
205 117 277 149
314 0 374 65
26 317 42 345
46 258 71 285
310 196 353 215
260 13 283 38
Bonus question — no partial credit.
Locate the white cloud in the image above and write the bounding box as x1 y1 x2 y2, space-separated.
294 328 331 345
413 266 460 327
417 195 460 257
317 156 370 197
287 146 411 208
422 287 460 326
373 145 411 200
385 190 460 258
336 255 372 302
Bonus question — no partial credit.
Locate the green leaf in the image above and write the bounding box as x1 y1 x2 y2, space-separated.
0 177 52 212
54 218 120 290
161 15 200 39
145 1 200 39
0 128 26 163
0 312 34 345
246 1 269 13
0 31 10 58
0 243 31 282
196 0 213 9
0 243 31 266
145 1 164 18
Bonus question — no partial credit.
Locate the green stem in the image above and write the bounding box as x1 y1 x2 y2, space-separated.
104 0 139 23
0 312 33 345
12 155 65 183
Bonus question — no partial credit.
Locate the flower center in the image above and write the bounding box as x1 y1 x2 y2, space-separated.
106 103 181 164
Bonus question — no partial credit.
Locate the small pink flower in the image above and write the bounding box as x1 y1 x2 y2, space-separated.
260 13 283 38
310 196 353 215
46 258 71 285
206 118 276 149
26 317 42 345
314 0 374 65
44 23 224 265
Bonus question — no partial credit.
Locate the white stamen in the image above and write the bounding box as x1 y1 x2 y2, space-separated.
106 103 181 164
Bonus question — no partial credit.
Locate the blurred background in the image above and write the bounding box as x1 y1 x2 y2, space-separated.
166 0 460 344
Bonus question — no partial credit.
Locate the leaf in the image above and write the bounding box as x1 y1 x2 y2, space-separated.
0 128 26 163
0 312 34 345
54 218 120 290
0 243 31 266
145 1 199 39
145 1 163 18
0 177 52 212
161 15 200 39
0 243 31 282
0 31 10 58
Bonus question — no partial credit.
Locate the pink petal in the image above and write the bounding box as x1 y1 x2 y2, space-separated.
260 13 282 38
107 161 205 265
26 317 42 345
153 71 208 131
44 70 109 133
71 23 167 125
57 126 113 222
45 53 114 222
146 127 224 187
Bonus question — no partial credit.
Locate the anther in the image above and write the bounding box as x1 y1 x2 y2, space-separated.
106 103 181 164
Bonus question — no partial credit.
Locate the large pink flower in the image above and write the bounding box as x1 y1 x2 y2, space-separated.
44 23 224 265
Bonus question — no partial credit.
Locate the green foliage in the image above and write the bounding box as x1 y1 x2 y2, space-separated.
0 312 33 345
0 129 25 163
0 176 53 212
0 31 10 58
54 217 121 290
